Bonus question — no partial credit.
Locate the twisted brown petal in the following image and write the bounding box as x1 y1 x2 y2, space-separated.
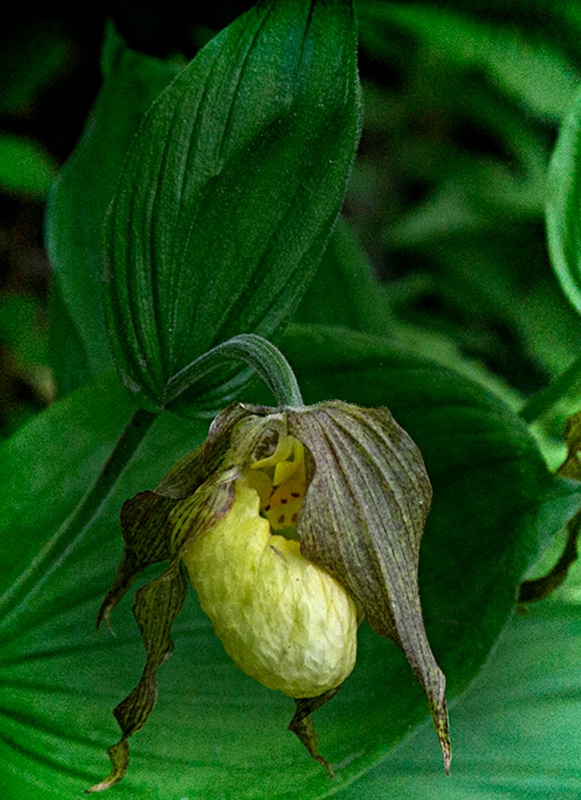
287 401 450 772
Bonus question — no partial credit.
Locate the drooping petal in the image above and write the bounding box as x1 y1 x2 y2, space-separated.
154 442 208 498
99 443 240 628
168 466 238 555
92 467 238 791
97 490 177 627
286 401 450 771
288 686 342 777
88 561 188 792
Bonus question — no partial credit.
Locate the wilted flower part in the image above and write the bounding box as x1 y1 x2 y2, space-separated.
286 403 450 766
88 400 450 791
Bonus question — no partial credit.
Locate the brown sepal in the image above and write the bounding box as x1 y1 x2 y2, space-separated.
97 491 177 629
287 401 450 773
288 686 342 778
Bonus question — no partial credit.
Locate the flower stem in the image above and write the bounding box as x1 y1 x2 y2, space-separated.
0 408 157 640
519 511 580 603
165 334 304 408
520 353 581 424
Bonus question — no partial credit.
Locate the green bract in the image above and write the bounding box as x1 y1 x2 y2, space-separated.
89 400 449 791
102 0 361 414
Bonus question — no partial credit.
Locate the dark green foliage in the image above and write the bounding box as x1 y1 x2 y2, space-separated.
2 0 581 798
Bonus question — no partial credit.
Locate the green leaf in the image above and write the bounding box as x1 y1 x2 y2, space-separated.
0 134 56 196
357 2 578 120
546 83 581 318
1 325 579 798
332 598 581 798
103 0 361 412
0 371 135 600
45 24 181 390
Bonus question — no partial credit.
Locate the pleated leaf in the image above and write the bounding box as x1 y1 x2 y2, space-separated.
45 25 180 390
104 0 361 412
2 326 580 798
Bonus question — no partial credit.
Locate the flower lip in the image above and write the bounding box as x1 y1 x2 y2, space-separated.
182 476 358 699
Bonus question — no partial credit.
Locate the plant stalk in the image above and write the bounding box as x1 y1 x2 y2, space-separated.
519 511 580 603
0 408 157 640
520 353 581 424
165 333 304 409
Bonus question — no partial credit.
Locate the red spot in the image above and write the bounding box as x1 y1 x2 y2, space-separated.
291 492 301 498
291 513 298 523
278 515 286 525
281 498 288 504
265 504 271 511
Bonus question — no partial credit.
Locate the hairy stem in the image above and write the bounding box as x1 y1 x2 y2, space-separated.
165 334 304 409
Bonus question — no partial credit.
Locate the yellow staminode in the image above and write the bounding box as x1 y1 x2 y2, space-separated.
182 435 357 698
250 434 306 532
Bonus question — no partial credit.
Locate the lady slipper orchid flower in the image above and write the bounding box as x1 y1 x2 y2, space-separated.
89 400 450 792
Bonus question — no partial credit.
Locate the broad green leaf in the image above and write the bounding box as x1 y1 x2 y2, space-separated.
348 609 581 798
103 0 361 412
546 84 581 318
333 597 581 798
1 371 135 599
0 134 56 196
1 324 579 799
45 25 181 390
